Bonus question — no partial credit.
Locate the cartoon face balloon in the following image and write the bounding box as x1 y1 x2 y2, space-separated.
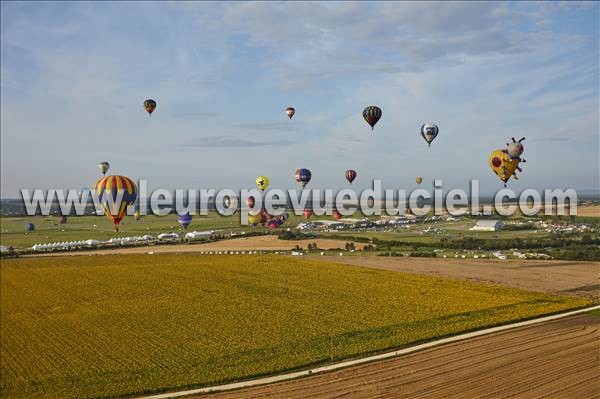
506 137 525 160
421 124 439 147
255 176 270 191
285 107 295 119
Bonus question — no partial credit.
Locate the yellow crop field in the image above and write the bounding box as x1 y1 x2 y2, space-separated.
0 254 590 399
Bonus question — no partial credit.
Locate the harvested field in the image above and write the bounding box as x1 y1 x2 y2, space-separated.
199 314 600 399
310 256 600 301
577 204 600 217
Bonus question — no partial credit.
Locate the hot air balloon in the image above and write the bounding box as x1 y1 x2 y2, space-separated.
259 209 271 226
489 149 523 187
505 137 526 161
295 168 312 189
285 107 295 119
247 196 256 208
345 169 357 184
267 219 280 229
93 175 137 232
421 124 439 147
25 223 35 232
277 212 289 223
98 161 110 176
333 210 343 220
256 176 270 192
248 213 261 226
58 215 67 225
363 106 382 130
415 176 423 185
143 99 156 116
134 211 142 222
303 209 313 219
177 214 193 230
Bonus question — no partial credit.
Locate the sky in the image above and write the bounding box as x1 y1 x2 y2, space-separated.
1 1 598 198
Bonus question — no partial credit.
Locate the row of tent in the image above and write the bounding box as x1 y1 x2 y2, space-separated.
30 231 215 251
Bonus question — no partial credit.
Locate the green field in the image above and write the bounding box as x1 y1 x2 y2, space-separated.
1 213 552 250
0 254 589 399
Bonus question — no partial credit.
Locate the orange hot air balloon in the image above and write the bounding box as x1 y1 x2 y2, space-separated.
93 175 137 232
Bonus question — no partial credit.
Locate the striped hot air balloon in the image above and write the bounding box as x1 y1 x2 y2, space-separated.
363 106 382 130
295 168 312 189
143 99 157 115
345 169 357 184
176 214 193 230
93 175 137 232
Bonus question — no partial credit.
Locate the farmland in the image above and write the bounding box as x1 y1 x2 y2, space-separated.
0 254 590 399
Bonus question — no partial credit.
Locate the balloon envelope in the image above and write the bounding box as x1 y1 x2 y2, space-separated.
295 168 312 189
363 106 382 130
98 161 110 175
333 210 343 220
93 175 137 231
177 214 193 230
143 99 156 115
303 209 313 219
248 214 261 226
345 169 357 184
421 124 439 147
285 107 295 119
488 149 521 185
256 176 270 191
25 223 35 232
415 176 423 185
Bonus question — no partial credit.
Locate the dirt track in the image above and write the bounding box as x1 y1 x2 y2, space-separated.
197 314 599 399
310 256 600 301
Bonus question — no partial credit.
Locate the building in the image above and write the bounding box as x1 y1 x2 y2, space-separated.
470 220 504 231
184 231 214 240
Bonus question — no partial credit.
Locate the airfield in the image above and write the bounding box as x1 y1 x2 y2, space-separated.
0 208 599 398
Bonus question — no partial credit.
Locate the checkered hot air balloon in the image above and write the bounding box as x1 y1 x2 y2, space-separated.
93 175 137 232
362 106 382 130
295 168 312 189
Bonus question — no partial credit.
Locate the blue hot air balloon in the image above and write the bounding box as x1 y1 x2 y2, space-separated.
295 168 312 189
176 214 193 230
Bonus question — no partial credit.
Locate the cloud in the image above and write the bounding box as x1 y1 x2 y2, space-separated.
187 136 293 148
230 122 299 131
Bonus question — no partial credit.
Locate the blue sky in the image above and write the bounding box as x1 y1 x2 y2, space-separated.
1 1 598 197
